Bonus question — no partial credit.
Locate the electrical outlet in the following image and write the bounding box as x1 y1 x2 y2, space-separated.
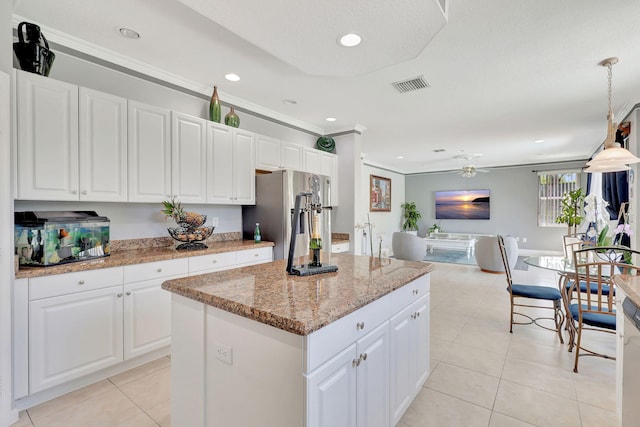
211 217 219 228
522 237 527 243
215 342 233 365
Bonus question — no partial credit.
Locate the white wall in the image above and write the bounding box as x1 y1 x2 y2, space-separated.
405 161 586 252
360 164 405 256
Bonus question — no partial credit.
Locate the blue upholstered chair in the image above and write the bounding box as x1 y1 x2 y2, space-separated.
568 246 639 373
497 235 564 342
392 232 425 262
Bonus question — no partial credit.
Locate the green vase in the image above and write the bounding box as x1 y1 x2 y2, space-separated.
225 106 240 128
209 85 221 123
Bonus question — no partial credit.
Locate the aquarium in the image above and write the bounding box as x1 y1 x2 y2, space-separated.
435 190 490 220
15 211 110 267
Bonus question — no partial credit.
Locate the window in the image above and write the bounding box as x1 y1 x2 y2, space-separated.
537 170 581 227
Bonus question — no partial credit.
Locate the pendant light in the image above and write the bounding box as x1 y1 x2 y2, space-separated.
584 57 640 173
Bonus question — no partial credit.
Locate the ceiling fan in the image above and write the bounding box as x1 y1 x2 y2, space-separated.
453 154 490 178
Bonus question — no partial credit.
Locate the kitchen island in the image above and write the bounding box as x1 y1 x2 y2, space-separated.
162 254 433 427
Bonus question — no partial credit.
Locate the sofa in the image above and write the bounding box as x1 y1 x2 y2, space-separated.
474 236 518 273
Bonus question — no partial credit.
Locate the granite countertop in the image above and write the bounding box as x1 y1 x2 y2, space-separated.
15 240 274 279
613 274 640 306
162 254 434 336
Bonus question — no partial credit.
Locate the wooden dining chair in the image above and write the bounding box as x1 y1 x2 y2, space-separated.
497 235 564 342
568 246 640 373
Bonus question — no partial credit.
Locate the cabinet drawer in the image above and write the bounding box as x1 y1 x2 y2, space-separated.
29 267 123 300
236 247 272 266
123 258 188 283
390 274 430 314
306 294 390 373
189 251 237 273
331 242 350 254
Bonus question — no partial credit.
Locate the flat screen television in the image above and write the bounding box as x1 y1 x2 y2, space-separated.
435 189 490 220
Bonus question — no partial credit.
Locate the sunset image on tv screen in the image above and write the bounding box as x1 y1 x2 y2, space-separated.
435 190 490 220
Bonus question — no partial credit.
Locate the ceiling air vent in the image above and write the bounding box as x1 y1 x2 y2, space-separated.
392 75 430 93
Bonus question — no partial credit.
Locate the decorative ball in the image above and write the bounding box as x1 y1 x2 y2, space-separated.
316 136 335 153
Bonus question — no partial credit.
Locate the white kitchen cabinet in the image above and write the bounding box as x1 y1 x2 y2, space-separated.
15 72 129 202
236 246 273 266
207 122 255 204
29 285 124 393
281 140 304 170
304 146 322 174
171 112 207 203
128 100 172 202
356 322 390 427
79 87 128 201
256 135 303 171
16 70 79 200
307 321 389 427
307 344 358 427
389 293 430 426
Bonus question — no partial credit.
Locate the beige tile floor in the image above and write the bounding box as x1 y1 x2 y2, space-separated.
13 262 618 427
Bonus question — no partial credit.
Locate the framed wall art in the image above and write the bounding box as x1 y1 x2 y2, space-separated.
370 175 391 212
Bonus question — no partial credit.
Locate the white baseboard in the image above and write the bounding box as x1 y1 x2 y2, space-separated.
518 248 563 256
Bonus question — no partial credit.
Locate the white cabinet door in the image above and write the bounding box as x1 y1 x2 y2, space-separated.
255 134 281 171
388 303 414 426
29 286 123 393
207 122 234 203
356 323 389 427
411 294 430 394
233 129 255 204
123 279 172 360
320 151 338 206
208 123 255 204
304 147 322 174
388 294 430 426
79 87 127 201
281 141 303 171
307 344 358 427
128 100 172 202
171 112 207 203
16 70 79 200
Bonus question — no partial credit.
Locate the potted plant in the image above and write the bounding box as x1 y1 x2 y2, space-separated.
428 223 442 236
556 188 584 235
401 202 422 235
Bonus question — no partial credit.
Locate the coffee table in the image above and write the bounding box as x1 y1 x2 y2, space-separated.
424 236 478 258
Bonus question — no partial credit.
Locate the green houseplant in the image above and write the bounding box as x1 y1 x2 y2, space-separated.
556 188 584 235
401 202 422 232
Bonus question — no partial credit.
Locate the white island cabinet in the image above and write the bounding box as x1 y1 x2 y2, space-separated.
164 255 432 427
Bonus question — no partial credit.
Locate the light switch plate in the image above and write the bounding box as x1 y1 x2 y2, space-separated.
215 342 233 365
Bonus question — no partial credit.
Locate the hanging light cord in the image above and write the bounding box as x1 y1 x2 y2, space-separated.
604 58 618 149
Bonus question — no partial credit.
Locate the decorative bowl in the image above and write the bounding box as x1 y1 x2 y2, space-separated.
167 226 214 250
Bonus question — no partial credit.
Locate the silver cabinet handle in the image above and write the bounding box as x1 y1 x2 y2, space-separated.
71 189 78 194
157 268 162 273
360 353 367 362
81 190 87 195
352 358 361 367
78 280 85 285
413 289 419 295
117 293 123 298
356 322 365 330
126 291 132 296
254 253 259 257
212 259 217 263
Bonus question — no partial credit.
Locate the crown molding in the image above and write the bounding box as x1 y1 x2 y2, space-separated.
12 15 325 135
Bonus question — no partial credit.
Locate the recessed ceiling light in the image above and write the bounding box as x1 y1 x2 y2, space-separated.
117 27 140 39
283 99 297 105
534 139 545 144
225 73 240 82
338 33 362 47
326 117 336 122
396 156 405 159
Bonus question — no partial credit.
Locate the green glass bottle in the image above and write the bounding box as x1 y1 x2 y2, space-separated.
309 214 322 267
254 223 261 243
209 85 221 123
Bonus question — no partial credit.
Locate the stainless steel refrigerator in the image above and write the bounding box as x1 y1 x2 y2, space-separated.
242 170 333 263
